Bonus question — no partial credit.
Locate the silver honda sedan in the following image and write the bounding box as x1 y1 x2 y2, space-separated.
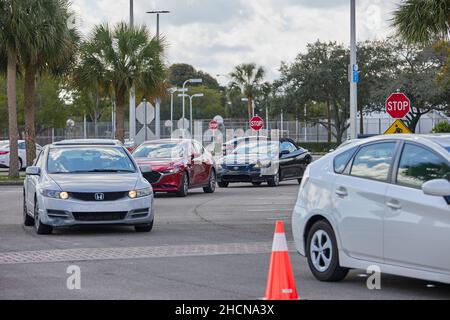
23 140 155 235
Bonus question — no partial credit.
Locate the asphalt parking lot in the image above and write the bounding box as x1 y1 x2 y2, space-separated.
0 182 449 300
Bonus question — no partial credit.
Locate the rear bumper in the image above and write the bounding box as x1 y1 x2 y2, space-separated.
38 194 155 228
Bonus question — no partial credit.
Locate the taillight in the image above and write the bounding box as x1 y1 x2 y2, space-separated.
0 151 9 156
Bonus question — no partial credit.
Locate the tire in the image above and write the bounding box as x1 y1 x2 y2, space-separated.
135 220 154 233
23 195 34 227
306 221 349 282
252 182 262 186
176 172 189 197
218 182 229 188
267 173 280 187
34 200 53 235
18 158 23 171
203 170 216 194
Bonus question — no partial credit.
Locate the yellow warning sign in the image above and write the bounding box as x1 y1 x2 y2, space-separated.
384 119 412 135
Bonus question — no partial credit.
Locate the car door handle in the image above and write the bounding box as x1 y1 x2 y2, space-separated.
335 187 348 197
387 200 402 210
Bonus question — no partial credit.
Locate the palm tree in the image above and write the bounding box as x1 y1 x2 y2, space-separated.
393 0 449 44
229 63 265 120
20 0 78 166
0 0 31 178
77 22 166 142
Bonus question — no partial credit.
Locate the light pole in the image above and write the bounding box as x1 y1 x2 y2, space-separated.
147 10 170 139
167 87 178 135
182 79 202 130
178 93 204 134
349 0 358 140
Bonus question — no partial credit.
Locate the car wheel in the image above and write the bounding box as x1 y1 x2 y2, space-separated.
267 172 280 187
176 172 189 197
34 200 53 235
135 220 154 233
203 170 216 194
23 195 34 227
18 158 23 171
306 221 349 282
252 182 262 186
218 182 229 188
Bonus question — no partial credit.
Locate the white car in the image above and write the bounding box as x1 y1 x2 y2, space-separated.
292 134 450 284
0 140 43 170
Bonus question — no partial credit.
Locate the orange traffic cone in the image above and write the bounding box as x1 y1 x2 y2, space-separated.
264 220 299 300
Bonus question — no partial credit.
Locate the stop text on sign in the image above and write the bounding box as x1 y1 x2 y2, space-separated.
250 116 264 131
385 93 411 119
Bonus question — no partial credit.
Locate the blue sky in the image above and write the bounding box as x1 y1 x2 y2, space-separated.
70 0 399 82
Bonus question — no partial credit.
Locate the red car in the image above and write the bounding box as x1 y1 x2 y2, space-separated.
133 139 216 197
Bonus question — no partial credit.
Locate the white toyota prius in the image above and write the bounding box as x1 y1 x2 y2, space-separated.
292 134 450 284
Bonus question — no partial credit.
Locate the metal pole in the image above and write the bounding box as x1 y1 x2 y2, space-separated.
155 13 161 139
304 105 307 141
129 0 136 142
170 92 174 135
182 81 187 130
190 96 193 134
144 99 148 141
349 0 358 140
83 114 87 139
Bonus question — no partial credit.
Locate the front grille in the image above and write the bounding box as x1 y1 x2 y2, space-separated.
72 212 127 222
70 192 127 202
143 172 162 184
222 175 252 182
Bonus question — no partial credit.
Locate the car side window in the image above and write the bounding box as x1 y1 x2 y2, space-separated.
18 142 25 150
396 143 450 189
350 142 396 182
334 147 357 174
281 141 296 153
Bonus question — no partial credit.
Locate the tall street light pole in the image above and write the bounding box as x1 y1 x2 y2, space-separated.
129 0 136 143
168 87 178 135
349 0 358 140
189 93 204 133
147 10 170 140
181 79 202 130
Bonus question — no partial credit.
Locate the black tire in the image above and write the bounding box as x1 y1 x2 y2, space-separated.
135 220 154 233
218 182 229 188
18 158 23 171
267 173 280 187
23 194 34 227
176 172 189 197
306 220 349 282
203 170 216 194
34 200 53 235
252 182 262 186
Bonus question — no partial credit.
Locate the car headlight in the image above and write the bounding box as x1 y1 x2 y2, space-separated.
128 187 152 199
41 189 69 200
254 160 272 169
162 167 182 175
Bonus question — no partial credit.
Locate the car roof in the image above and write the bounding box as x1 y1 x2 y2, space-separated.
344 134 450 151
52 139 123 147
141 139 193 145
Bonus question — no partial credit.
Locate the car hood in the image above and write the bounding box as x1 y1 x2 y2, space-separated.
134 157 185 171
220 153 274 165
48 173 138 192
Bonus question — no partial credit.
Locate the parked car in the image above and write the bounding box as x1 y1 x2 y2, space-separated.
133 139 216 197
292 134 450 284
0 140 43 170
222 136 269 156
23 139 154 235
217 138 312 187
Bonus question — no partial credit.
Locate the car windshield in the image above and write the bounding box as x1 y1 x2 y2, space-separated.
133 143 185 159
233 141 279 155
47 147 136 174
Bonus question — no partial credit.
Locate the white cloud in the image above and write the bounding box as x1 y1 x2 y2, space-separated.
71 0 399 82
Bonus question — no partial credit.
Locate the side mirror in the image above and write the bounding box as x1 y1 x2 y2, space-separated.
422 179 450 197
139 165 152 174
26 166 41 176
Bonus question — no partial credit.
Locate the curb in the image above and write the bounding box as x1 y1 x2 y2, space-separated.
0 181 24 186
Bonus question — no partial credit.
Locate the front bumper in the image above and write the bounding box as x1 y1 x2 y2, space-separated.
217 165 273 183
144 171 183 192
38 194 154 228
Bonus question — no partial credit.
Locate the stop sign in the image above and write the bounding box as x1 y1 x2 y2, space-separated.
250 116 264 131
386 93 411 119
209 120 219 131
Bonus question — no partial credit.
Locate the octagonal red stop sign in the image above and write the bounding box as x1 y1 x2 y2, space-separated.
250 116 264 131
209 120 219 131
386 93 411 119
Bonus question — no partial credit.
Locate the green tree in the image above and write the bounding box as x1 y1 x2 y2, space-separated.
229 63 265 120
76 22 166 142
432 121 450 133
168 63 220 89
20 0 78 165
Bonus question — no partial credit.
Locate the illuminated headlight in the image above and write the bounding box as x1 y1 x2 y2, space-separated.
41 189 69 200
162 167 182 175
128 188 152 199
254 160 272 169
